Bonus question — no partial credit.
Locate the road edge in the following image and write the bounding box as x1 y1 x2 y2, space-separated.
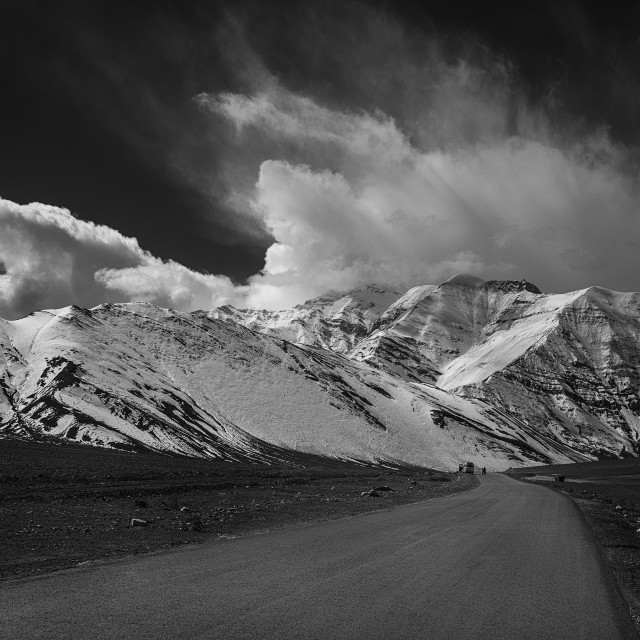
509 476 640 639
1 474 481 585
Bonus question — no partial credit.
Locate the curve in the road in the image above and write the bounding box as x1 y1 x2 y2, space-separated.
1 473 636 640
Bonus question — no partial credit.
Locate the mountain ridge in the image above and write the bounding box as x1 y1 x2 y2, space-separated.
1 275 639 469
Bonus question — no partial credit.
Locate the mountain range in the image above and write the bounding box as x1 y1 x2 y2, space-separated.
2 274 639 470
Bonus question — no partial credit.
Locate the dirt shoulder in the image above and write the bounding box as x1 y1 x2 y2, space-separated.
511 476 640 633
1 439 478 581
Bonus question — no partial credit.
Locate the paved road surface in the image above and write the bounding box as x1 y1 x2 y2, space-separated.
2 474 636 639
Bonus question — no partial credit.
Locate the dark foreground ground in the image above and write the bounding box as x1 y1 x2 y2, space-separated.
508 458 640 631
4 473 635 640
0 438 477 581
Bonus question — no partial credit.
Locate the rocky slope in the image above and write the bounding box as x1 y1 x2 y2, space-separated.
0 299 580 470
2 275 639 468
223 275 640 461
209 284 401 353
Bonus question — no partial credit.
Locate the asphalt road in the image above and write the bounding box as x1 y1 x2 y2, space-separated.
2 474 636 639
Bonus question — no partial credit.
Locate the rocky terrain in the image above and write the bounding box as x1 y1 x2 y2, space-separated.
216 275 640 462
2 275 640 468
0 439 476 580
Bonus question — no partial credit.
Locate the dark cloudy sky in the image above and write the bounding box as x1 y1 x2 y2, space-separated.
1 0 640 318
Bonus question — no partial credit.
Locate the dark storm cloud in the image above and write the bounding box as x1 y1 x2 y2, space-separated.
0 0 273 256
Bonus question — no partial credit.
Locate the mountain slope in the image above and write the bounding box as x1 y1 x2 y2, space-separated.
457 286 640 458
223 276 640 460
209 285 401 353
3 275 640 467
0 302 578 470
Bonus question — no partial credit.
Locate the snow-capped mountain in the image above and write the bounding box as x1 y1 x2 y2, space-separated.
216 275 640 462
1 275 639 469
209 284 401 353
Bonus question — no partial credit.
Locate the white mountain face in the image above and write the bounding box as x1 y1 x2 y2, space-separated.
209 275 640 463
209 284 402 354
1 275 639 470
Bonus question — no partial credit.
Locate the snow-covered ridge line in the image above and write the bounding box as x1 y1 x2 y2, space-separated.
212 275 640 461
2 275 640 466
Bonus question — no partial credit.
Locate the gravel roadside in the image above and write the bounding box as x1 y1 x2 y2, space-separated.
1 439 478 581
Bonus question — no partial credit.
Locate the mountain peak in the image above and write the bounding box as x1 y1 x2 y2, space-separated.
484 279 542 294
440 274 541 294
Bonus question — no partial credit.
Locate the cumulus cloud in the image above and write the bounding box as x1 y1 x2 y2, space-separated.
198 80 640 308
181 3 640 308
95 260 241 311
0 198 243 320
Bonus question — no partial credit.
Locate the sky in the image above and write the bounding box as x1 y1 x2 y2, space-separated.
1 0 640 319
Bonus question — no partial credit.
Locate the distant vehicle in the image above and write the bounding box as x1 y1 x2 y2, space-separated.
464 462 475 474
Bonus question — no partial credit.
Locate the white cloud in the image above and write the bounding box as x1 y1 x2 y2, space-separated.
199 84 640 308
0 198 243 319
95 260 241 311
199 91 410 164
